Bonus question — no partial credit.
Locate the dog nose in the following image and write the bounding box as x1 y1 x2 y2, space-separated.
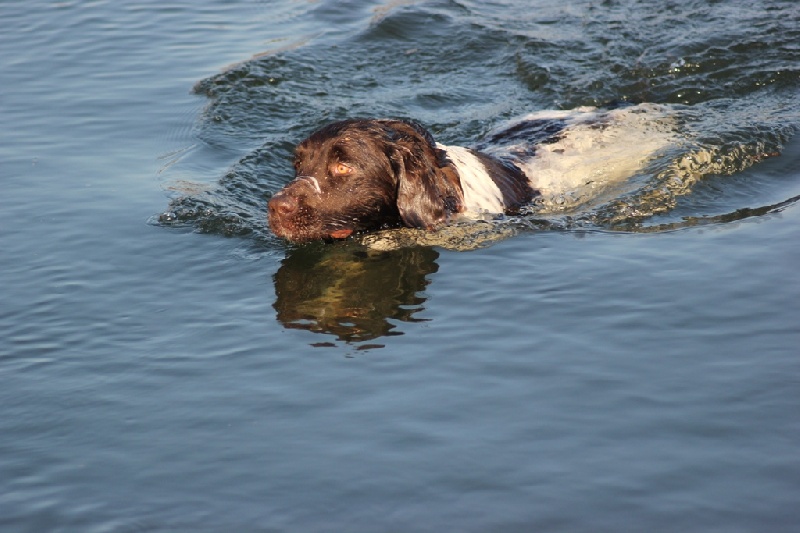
268 194 298 218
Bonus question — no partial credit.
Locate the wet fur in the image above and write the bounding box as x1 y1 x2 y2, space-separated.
268 118 533 242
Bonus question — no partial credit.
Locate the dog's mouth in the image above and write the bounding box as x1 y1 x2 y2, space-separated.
328 228 353 239
269 217 355 243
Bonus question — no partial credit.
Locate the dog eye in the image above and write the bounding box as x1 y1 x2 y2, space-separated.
331 162 354 177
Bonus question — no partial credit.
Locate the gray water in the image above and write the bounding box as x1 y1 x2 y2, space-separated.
2 1 799 531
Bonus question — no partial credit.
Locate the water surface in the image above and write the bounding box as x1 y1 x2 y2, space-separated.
2 1 799 531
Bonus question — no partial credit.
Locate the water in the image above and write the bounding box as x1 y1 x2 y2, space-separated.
1 1 799 531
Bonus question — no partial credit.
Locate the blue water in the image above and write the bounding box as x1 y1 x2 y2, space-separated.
2 1 799 531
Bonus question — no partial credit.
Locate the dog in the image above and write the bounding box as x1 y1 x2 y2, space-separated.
268 104 675 242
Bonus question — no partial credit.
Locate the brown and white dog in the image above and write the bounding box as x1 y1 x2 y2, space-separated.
268 104 675 242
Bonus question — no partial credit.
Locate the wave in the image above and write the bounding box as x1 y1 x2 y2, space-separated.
155 0 800 250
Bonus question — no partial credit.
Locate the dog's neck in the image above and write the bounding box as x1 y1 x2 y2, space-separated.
437 144 538 218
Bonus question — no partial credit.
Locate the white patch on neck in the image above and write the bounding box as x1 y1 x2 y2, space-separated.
438 144 505 216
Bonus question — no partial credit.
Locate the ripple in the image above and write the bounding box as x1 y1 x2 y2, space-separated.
158 0 800 246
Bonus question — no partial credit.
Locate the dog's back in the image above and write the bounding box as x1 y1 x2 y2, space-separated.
483 104 678 210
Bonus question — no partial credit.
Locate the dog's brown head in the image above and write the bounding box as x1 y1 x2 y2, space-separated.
268 119 464 242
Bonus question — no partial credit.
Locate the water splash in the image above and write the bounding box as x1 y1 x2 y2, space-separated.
156 0 800 249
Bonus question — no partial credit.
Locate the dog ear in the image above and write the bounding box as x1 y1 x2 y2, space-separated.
383 121 464 229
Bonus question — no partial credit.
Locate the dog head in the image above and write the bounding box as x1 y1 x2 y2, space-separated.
268 119 464 242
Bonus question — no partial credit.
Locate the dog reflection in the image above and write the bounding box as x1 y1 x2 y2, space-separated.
273 244 439 344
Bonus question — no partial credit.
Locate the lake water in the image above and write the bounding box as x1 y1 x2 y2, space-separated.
2 1 799 531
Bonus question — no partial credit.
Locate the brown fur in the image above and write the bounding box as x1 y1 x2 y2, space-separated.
268 119 465 242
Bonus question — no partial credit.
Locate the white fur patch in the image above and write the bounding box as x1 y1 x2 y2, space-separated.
295 175 322 194
437 104 676 217
438 144 505 217
488 104 677 210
